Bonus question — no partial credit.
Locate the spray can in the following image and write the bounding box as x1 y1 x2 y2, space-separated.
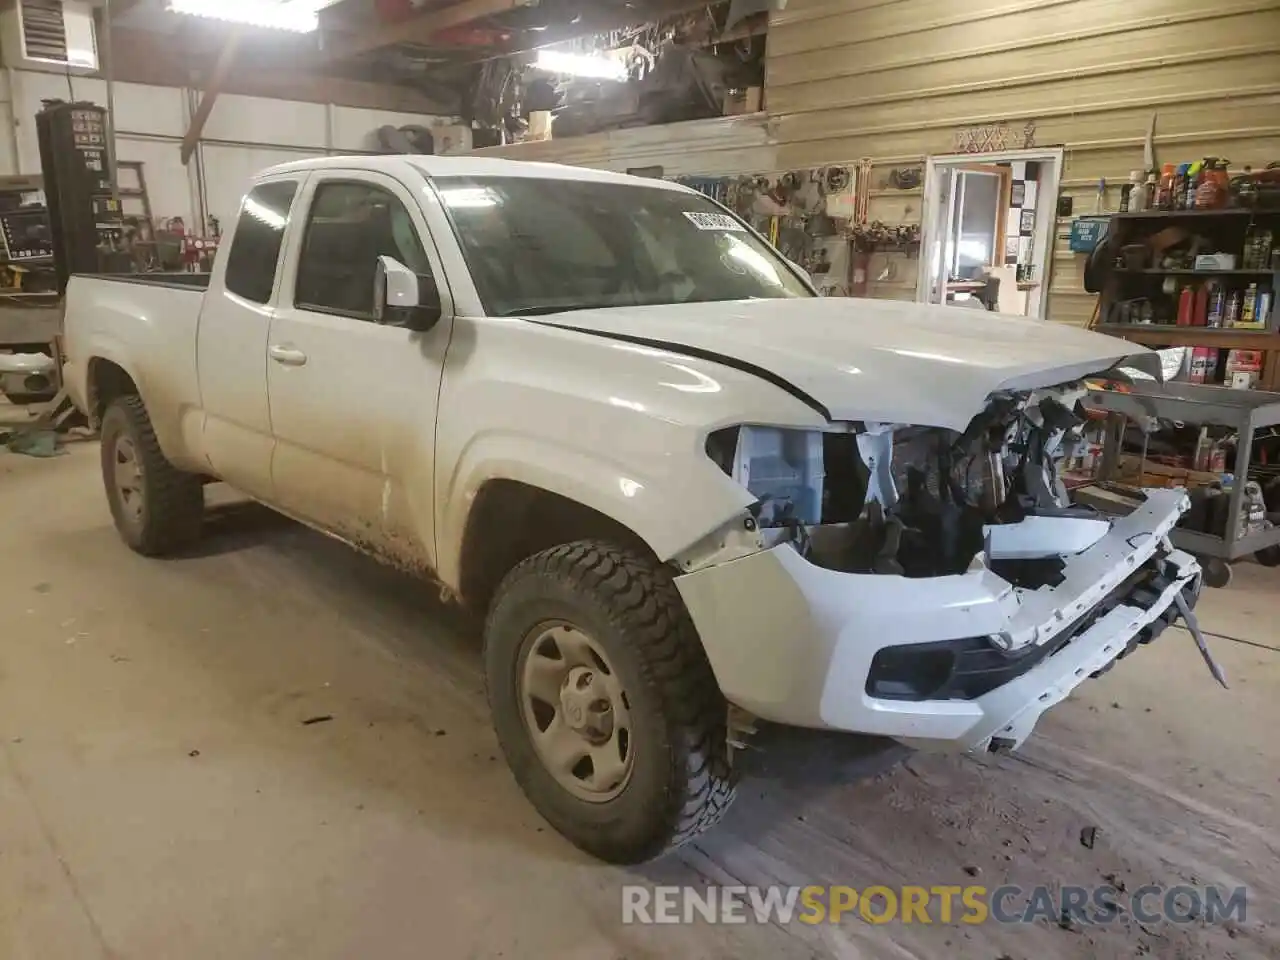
1207 282 1226 327
1226 290 1243 327
1184 161 1203 209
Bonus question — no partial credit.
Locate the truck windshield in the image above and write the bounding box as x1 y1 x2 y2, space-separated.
432 175 813 317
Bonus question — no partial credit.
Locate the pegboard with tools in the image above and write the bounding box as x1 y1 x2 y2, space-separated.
672 163 921 296
673 165 860 295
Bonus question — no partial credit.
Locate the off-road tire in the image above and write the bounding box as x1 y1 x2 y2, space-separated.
485 540 737 863
100 395 204 556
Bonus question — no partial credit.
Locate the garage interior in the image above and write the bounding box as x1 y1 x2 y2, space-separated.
2 1 1279 959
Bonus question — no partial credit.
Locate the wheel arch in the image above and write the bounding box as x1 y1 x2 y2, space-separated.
437 434 752 605
457 478 657 613
86 355 141 421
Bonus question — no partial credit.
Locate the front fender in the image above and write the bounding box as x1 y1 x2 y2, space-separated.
432 317 830 589
434 430 753 589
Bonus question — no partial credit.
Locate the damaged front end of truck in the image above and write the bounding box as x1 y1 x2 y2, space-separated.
674 374 1207 753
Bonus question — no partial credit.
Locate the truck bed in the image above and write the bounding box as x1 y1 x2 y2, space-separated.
62 272 208 461
78 272 211 292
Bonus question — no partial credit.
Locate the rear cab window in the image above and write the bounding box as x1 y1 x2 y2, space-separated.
224 180 299 304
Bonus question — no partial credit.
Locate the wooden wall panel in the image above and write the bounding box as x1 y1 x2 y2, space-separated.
768 2 1275 89
768 0 1280 321
473 114 778 176
475 0 1280 322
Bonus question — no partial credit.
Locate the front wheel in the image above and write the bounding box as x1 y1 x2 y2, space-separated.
485 540 736 863
100 395 204 556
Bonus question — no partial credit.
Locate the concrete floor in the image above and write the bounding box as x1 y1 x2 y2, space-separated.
2 442 1278 960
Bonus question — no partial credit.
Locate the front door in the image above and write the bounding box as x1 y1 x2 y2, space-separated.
265 170 453 572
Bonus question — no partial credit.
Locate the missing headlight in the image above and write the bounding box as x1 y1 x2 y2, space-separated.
705 425 826 527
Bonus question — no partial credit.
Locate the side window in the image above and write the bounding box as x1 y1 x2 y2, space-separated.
224 180 298 304
295 180 431 319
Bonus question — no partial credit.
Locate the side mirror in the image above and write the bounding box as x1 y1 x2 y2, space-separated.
374 255 443 332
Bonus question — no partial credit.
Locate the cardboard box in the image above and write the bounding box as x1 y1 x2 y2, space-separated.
1117 454 1220 489
1226 349 1263 389
1194 253 1237 271
1188 346 1215 384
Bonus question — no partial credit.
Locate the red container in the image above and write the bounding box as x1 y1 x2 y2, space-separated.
1177 286 1195 326
1193 284 1209 326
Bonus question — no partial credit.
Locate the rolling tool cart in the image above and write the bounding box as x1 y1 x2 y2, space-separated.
1082 381 1280 587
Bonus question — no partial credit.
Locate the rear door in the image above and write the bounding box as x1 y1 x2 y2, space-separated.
196 176 304 499
264 168 454 571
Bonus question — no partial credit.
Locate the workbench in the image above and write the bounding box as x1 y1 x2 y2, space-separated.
0 300 63 347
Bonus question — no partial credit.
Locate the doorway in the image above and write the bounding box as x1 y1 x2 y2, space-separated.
917 148 1063 319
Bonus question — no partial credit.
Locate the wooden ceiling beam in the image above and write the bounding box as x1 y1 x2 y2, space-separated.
324 0 533 61
102 26 457 116
180 29 242 165
455 0 725 64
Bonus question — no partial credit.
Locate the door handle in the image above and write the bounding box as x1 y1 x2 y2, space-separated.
268 344 308 367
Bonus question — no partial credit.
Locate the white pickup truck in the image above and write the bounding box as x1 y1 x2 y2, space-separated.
63 155 1204 864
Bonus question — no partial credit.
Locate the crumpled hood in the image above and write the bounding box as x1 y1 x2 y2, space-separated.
528 297 1151 430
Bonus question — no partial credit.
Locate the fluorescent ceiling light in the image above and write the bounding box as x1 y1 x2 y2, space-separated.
167 0 326 33
535 50 626 81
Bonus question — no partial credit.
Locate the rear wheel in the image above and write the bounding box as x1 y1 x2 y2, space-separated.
100 395 204 556
485 540 736 863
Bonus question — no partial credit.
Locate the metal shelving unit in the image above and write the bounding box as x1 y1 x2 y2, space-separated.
1083 381 1280 568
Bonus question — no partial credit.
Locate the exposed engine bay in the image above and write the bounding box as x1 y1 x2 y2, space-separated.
705 381 1114 588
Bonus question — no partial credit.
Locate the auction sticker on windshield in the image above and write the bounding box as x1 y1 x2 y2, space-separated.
682 211 746 232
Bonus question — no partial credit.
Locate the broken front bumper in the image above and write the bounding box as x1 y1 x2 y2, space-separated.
674 488 1199 752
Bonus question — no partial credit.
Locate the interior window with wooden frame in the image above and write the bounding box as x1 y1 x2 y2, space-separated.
948 163 1012 281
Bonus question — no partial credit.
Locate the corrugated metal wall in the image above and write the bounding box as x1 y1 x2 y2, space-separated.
478 0 1280 322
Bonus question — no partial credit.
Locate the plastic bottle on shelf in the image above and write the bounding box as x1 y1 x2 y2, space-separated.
1210 443 1227 474
1226 290 1243 327
1258 229 1275 271
1193 283 1209 326
1242 284 1259 325
1207 281 1226 327
1130 174 1148 212
1193 427 1212 472
1173 164 1189 209
1157 164 1176 209
1184 161 1203 209
1121 170 1143 212
1177 285 1195 326
1196 158 1230 209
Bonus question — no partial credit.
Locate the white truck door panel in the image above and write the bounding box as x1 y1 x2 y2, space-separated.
266 170 452 571
196 177 303 499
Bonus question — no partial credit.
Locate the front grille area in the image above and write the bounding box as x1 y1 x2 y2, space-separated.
865 559 1195 702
